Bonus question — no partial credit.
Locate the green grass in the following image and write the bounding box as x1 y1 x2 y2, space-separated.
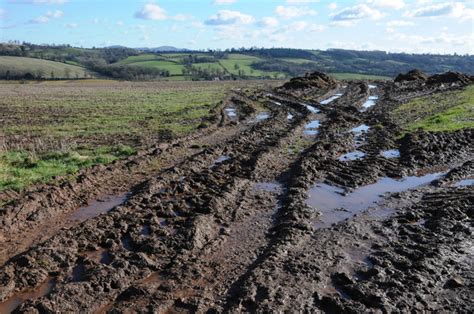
0 145 136 192
329 72 391 80
393 85 474 132
220 54 285 78
0 56 95 79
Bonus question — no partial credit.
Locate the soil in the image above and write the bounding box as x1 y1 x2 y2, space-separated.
0 72 472 313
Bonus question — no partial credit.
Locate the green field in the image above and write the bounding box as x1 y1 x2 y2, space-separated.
0 56 95 79
393 85 474 132
0 80 264 191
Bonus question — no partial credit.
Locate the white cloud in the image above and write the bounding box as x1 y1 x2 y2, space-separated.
205 10 253 25
330 20 358 27
287 21 308 31
331 4 385 22
286 0 319 4
328 3 337 11
116 20 124 26
404 2 472 20
212 0 237 4
29 10 63 24
386 20 414 27
275 5 317 19
367 0 405 10
65 23 77 28
134 3 167 20
309 24 326 32
258 16 279 28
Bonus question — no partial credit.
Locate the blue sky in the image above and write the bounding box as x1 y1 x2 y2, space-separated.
1 0 473 54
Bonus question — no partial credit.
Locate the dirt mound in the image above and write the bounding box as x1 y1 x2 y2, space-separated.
394 69 428 83
281 71 338 91
427 71 472 85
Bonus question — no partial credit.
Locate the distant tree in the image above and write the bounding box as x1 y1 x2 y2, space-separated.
50 71 55 79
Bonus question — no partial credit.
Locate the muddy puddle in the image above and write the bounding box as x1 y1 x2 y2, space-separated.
255 112 270 122
350 124 370 147
287 113 294 121
320 93 343 105
84 248 112 264
212 155 231 166
368 84 377 89
224 108 237 121
304 104 321 113
67 193 129 222
338 150 366 161
360 96 378 111
380 149 400 158
303 120 320 136
308 172 446 228
253 182 282 193
0 277 56 313
454 179 473 187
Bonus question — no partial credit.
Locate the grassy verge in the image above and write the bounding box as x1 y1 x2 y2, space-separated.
393 85 474 132
0 145 135 192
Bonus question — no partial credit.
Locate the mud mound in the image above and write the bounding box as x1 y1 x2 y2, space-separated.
427 71 472 86
281 71 338 91
394 69 428 83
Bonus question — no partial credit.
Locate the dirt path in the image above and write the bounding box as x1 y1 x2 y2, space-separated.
0 72 472 313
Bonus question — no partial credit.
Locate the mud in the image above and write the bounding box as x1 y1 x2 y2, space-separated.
0 71 472 313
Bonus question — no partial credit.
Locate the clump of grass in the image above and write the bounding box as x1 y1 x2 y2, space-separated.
0 145 136 192
393 85 474 132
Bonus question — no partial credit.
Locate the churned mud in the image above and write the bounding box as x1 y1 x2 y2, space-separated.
0 71 472 313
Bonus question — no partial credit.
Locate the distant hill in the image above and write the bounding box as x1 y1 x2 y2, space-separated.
1 42 473 81
0 56 96 79
136 46 188 52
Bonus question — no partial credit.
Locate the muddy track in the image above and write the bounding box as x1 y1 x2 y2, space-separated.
0 73 473 313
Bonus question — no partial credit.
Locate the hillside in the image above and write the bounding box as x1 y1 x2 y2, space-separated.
1 43 473 81
0 56 95 79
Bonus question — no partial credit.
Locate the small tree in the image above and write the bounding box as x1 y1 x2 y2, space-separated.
50 71 55 79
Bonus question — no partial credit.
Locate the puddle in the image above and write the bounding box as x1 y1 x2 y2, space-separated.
213 155 230 166
0 277 56 313
338 150 366 161
141 224 151 236
270 100 282 106
121 235 134 251
72 263 86 282
304 104 320 113
307 172 445 228
84 248 112 264
360 96 379 111
351 124 370 148
380 149 400 158
158 218 168 226
256 112 270 121
303 120 320 136
287 113 294 121
454 179 473 187
67 193 129 222
320 93 343 105
253 182 282 193
224 108 237 120
368 84 377 89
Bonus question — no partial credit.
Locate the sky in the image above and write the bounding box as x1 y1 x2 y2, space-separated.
1 0 473 54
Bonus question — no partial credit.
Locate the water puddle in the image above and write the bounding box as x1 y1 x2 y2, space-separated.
212 155 230 166
350 124 370 148
270 100 282 106
303 120 320 136
454 179 473 187
121 235 134 251
380 149 400 159
320 93 343 105
224 108 237 121
304 104 320 113
307 172 445 228
253 182 282 193
0 277 56 313
360 96 378 111
67 193 129 222
256 112 270 121
368 84 377 89
84 248 112 265
141 224 151 236
72 263 86 282
287 113 294 121
338 150 366 161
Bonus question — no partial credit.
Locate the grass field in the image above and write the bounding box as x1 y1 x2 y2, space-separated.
0 80 266 191
0 56 94 79
393 85 474 132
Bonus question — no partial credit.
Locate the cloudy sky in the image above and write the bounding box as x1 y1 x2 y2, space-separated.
1 0 473 54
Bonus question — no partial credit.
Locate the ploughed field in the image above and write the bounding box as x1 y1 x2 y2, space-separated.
0 71 472 312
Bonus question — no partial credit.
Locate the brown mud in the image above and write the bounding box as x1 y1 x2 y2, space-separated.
0 71 472 313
